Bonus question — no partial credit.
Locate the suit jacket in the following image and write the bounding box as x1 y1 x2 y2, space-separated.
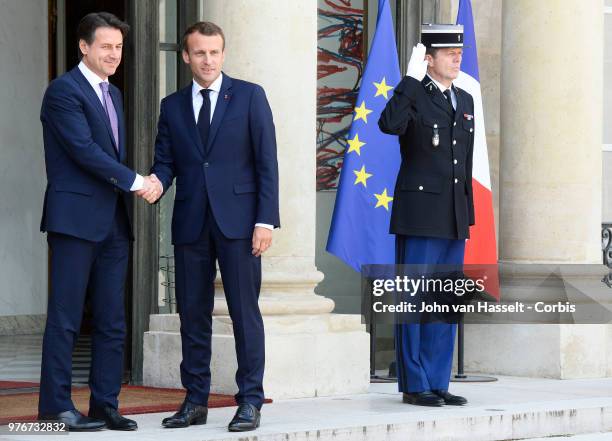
378 75 475 240
40 66 135 242
152 73 280 245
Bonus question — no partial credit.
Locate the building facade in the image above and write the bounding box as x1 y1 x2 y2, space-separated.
0 0 610 391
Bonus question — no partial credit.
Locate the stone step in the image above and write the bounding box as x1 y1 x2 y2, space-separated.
7 377 610 441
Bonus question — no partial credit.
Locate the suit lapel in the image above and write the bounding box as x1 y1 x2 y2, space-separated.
180 85 206 157
422 75 455 119
205 74 233 154
70 67 119 157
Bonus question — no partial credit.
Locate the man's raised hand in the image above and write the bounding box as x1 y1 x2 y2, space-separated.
406 43 428 81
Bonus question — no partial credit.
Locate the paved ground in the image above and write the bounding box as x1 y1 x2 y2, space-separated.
526 434 612 440
1 376 611 440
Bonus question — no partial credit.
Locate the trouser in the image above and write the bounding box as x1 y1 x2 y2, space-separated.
394 235 465 393
173 209 265 409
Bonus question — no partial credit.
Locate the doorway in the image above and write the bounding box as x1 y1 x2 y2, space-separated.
48 0 200 384
48 0 132 381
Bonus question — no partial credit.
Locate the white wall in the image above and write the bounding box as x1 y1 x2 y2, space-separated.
604 7 612 223
0 0 48 317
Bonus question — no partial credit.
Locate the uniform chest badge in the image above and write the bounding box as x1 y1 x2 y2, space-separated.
432 124 440 147
463 113 474 121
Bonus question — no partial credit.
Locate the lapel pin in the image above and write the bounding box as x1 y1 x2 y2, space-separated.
224 94 230 100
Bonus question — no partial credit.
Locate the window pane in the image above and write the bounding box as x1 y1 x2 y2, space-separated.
159 0 177 44
159 51 178 99
157 50 179 312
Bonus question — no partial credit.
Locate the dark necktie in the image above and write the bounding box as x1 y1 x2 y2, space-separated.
197 89 212 149
99 82 119 153
443 89 455 114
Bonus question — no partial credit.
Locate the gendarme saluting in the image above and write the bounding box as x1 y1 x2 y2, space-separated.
378 23 475 407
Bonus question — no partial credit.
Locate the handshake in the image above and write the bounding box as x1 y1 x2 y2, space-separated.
136 174 163 204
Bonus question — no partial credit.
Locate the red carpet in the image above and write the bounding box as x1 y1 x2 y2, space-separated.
0 385 271 424
0 381 39 390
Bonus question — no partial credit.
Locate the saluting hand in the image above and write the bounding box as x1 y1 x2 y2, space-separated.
406 43 428 81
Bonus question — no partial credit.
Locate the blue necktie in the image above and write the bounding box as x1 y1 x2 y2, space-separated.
197 89 212 150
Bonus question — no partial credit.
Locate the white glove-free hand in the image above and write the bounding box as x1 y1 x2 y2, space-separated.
406 43 428 81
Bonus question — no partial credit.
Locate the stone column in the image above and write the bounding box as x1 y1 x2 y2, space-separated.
499 0 602 264
144 0 370 398
461 0 609 378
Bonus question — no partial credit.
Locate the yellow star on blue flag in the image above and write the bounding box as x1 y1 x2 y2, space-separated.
353 101 373 123
346 133 366 155
327 0 401 271
374 188 393 210
373 77 394 99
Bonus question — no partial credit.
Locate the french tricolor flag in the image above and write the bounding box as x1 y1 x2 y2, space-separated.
454 0 500 297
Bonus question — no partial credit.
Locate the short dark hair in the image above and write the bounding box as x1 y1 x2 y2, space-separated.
181 21 225 52
425 47 441 58
77 12 129 48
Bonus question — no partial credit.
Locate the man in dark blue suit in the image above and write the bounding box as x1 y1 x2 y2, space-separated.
38 12 160 431
147 22 279 432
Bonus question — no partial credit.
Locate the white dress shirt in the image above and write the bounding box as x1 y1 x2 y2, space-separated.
427 74 457 110
192 72 223 124
191 73 273 231
78 61 144 191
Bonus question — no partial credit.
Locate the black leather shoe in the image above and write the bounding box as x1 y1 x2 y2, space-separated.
161 400 208 428
228 403 260 432
402 391 445 407
89 405 137 431
433 390 468 405
38 409 105 431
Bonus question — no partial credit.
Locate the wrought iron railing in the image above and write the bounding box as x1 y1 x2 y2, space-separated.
159 255 176 313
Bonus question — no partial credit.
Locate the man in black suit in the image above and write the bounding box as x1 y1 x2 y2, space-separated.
145 22 279 432
379 24 474 407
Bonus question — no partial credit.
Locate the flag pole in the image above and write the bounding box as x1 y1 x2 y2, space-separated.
451 314 497 383
450 0 499 385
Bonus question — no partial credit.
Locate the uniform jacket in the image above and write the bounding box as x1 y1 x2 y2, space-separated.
378 75 475 239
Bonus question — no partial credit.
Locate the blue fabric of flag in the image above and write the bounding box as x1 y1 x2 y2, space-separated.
326 0 401 272
457 0 479 81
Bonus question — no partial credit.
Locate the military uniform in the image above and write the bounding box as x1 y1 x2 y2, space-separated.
379 75 475 239
377 24 474 404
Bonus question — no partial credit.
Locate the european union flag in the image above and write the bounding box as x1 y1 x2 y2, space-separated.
326 0 401 272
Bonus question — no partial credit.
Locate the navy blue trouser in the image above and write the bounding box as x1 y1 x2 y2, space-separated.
395 236 465 393
39 205 129 415
173 209 265 409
